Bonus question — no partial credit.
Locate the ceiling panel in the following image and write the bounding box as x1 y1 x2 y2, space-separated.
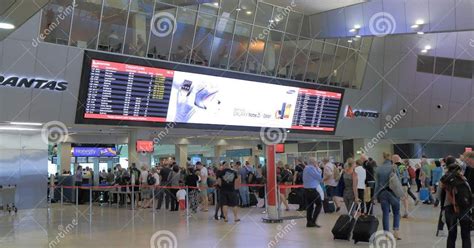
0 0 49 41
263 0 366 14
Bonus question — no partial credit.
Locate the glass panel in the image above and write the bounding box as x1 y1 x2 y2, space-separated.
291 38 311 80
417 55 435 74
261 30 283 76
69 0 103 49
277 34 297 78
123 0 154 57
199 2 219 16
318 39 337 85
331 40 350 86
341 49 357 88
300 15 311 38
246 26 266 73
434 57 454 76
191 13 217 66
254 2 273 27
98 0 129 53
210 18 235 69
157 0 197 11
286 12 302 35
170 7 198 63
270 6 288 31
148 4 177 60
237 0 257 23
228 21 251 71
353 37 373 89
219 0 239 20
39 0 74 45
454 59 473 78
304 39 324 83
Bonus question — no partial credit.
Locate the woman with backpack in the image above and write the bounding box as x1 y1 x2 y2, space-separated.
439 159 472 248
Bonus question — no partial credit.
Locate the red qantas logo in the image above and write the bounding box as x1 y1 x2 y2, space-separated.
345 106 355 118
345 105 380 119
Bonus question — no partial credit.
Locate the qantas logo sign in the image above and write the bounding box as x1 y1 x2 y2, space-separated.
0 75 68 92
345 105 380 119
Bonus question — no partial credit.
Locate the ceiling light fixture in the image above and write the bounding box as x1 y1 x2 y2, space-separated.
417 31 424 35
9 122 43 126
421 49 428 53
424 45 432 50
246 11 252 15
355 35 361 38
348 39 353 43
236 7 241 11
0 127 39 131
0 22 15 30
213 2 219 7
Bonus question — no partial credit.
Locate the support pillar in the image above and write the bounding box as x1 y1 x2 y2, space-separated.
263 144 282 223
58 143 72 175
214 145 225 165
175 144 188 168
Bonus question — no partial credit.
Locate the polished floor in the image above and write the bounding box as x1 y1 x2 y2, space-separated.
0 200 470 248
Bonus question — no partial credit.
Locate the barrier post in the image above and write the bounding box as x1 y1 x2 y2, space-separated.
132 185 135 210
89 186 92 211
76 187 78 208
152 186 155 210
186 187 189 221
264 184 268 213
60 186 63 206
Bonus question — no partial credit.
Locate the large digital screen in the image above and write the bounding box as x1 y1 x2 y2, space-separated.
76 52 344 134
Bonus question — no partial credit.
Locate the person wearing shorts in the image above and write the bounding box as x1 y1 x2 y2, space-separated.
217 162 240 222
197 162 209 212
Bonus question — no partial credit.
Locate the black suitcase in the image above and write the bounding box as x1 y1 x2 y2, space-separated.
352 215 379 243
332 203 359 240
249 193 258 206
288 190 302 205
323 199 336 213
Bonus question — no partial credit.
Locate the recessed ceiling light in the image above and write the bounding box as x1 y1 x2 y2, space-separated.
348 40 353 43
349 28 356 33
0 23 15 30
246 11 252 15
417 31 424 35
355 35 361 38
236 7 241 11
353 24 361 29
213 2 219 7
411 24 419 29
269 19 274 23
421 49 428 53
424 45 432 50
415 19 425 25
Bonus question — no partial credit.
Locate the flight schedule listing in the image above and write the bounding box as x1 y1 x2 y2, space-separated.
291 89 342 131
84 59 174 122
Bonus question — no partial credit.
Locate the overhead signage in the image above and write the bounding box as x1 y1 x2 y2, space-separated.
345 105 380 119
71 147 117 157
0 75 68 92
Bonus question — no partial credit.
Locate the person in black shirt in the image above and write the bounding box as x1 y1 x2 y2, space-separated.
294 159 306 211
463 152 474 192
217 162 240 222
185 167 200 213
214 162 225 220
156 163 172 210
362 156 376 215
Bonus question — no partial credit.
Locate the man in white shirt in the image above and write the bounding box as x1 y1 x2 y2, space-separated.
322 158 340 212
197 162 209 212
354 159 367 213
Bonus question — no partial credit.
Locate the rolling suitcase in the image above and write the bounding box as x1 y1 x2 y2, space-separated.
331 203 360 240
352 204 379 243
419 188 429 202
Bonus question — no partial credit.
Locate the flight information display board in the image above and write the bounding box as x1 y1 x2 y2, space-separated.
77 53 344 134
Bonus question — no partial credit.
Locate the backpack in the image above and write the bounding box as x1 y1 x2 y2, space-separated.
282 169 293 183
147 174 156 185
442 173 473 212
333 165 341 180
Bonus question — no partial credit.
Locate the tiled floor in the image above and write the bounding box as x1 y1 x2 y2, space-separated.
0 201 470 248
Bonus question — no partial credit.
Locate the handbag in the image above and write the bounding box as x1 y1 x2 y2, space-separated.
335 173 345 197
389 167 405 198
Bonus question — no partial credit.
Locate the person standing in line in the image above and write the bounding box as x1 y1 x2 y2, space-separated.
322 158 341 212
439 161 472 248
168 165 181 211
196 162 209 212
176 184 187 214
374 152 402 240
217 162 241 223
404 159 418 204
157 162 172 211
362 155 377 214
431 160 444 207
354 159 366 214
294 158 306 211
342 158 359 213
420 156 434 204
185 167 200 214
214 162 225 220
74 165 83 204
237 161 250 208
139 165 151 208
303 158 323 228
415 163 422 192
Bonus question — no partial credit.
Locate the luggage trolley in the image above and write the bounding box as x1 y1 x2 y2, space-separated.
0 185 18 214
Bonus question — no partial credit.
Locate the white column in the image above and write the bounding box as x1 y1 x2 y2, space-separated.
58 143 72 174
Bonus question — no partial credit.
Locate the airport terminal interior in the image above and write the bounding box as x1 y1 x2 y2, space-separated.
1 0 474 247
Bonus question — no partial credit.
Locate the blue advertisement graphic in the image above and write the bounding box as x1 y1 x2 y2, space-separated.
72 147 117 157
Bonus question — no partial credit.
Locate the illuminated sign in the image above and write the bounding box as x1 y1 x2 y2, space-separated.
0 75 68 92
345 105 380 119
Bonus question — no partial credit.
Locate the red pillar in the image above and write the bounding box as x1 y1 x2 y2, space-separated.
263 144 282 222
